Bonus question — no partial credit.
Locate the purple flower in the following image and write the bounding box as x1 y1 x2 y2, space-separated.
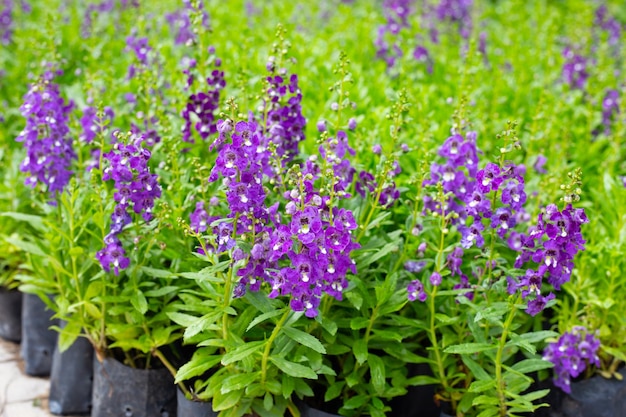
562 48 588 90
16 77 76 200
543 327 601 393
404 260 426 273
408 279 427 302
429 271 442 286
96 235 130 276
533 155 547 174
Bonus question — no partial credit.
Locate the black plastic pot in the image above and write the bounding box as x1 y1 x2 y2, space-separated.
49 322 94 415
21 293 58 376
176 388 217 417
389 363 440 417
299 402 341 417
0 287 22 342
92 355 177 417
548 369 626 417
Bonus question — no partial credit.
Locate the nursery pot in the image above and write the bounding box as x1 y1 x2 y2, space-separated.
176 388 217 417
92 355 177 417
388 363 441 417
549 368 626 417
20 293 58 376
299 401 341 417
48 322 94 415
0 287 22 342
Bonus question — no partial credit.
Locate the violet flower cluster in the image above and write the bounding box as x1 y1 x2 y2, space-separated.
197 107 359 317
1 0 13 45
434 0 473 39
126 34 151 79
562 47 588 91
507 203 589 315
81 0 137 38
374 0 413 69
181 50 225 144
264 73 306 163
79 106 115 144
97 137 161 275
542 327 600 393
16 74 76 200
594 5 622 49
165 0 210 46
596 89 620 137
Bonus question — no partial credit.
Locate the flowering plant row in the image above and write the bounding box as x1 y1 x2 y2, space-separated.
0 1 625 416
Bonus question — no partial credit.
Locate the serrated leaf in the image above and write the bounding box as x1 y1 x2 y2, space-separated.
222 341 265 365
343 394 369 410
212 389 243 411
469 379 496 393
175 354 222 383
246 309 284 332
130 291 148 315
511 359 553 374
444 343 496 354
369 354 385 395
350 316 369 330
283 327 325 354
325 381 346 402
269 356 317 379
462 356 491 381
221 372 261 394
141 266 175 278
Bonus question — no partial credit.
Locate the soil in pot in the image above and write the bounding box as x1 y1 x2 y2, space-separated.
48 322 94 415
0 287 22 342
177 388 217 417
92 355 177 417
21 293 58 376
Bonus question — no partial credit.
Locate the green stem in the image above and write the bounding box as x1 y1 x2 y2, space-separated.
495 294 521 417
153 348 191 398
261 309 291 385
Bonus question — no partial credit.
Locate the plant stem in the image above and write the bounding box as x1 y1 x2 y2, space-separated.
261 309 291 385
427 285 456 411
153 347 192 398
495 294 521 417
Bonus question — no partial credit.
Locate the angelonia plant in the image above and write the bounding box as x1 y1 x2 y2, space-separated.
1 1 626 417
401 118 589 416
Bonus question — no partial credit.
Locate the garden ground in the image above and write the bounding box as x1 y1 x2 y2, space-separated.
0 339 65 417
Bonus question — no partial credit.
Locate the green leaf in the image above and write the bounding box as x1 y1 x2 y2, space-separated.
325 381 346 402
175 354 222 383
144 286 178 297
140 266 175 278
369 354 385 395
221 372 261 394
353 339 368 365
472 395 500 406
342 394 369 410
462 356 491 381
246 309 284 332
263 392 273 411
444 343 496 354
166 312 199 327
350 316 369 330
212 389 243 411
1 212 46 232
469 379 496 393
283 327 326 354
221 341 265 365
130 291 148 315
511 359 553 374
269 357 317 379
407 375 440 386
4 235 45 256
57 321 82 353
